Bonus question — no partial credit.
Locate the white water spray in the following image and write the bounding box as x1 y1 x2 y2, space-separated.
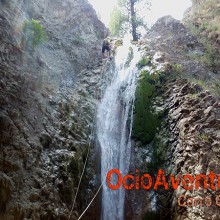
96 41 140 220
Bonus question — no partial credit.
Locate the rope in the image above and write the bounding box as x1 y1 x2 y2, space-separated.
66 28 109 220
77 181 104 220
74 60 112 220
68 140 91 220
68 103 97 220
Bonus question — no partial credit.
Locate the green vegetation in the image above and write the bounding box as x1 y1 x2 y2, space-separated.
137 56 151 68
186 0 220 71
171 63 183 74
146 130 169 175
109 7 127 36
187 93 198 99
198 133 210 142
171 62 220 96
109 0 151 40
115 39 123 46
133 69 161 144
190 77 220 96
23 19 48 48
189 35 220 70
172 0 220 97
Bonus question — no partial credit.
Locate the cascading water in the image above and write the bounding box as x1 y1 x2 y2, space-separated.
96 41 140 220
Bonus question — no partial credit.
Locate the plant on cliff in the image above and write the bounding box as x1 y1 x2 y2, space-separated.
172 62 220 96
23 19 48 49
137 55 151 68
132 70 161 144
109 0 151 40
185 0 220 72
188 27 220 71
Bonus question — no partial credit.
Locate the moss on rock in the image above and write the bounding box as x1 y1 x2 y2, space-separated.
132 70 161 144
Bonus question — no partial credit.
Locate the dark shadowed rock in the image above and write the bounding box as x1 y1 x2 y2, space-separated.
0 173 14 211
39 132 52 148
0 113 15 144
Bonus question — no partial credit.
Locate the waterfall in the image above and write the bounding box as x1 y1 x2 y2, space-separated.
96 41 140 220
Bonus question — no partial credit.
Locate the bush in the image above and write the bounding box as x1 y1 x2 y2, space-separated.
189 39 220 69
109 7 127 36
137 56 151 68
173 66 220 97
23 19 48 48
186 6 220 72
132 70 161 144
171 63 183 74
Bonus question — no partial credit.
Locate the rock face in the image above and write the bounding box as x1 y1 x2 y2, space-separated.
144 15 210 78
183 0 220 46
0 0 108 219
183 0 220 74
129 16 220 220
1 1 220 219
164 80 220 220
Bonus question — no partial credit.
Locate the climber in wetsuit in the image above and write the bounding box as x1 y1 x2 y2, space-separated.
102 37 111 59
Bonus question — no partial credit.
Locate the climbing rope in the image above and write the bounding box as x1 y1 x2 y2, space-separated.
68 66 108 219
77 181 104 220
74 61 113 220
68 138 91 220
68 101 98 220
3 4 105 220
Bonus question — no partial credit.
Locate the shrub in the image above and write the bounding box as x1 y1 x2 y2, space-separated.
23 19 48 48
174 70 220 97
137 56 151 68
189 40 220 69
132 70 161 144
187 12 220 71
198 133 210 142
171 63 183 74
109 6 127 36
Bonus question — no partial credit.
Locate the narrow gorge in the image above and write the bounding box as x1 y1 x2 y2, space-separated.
97 42 140 220
0 1 220 220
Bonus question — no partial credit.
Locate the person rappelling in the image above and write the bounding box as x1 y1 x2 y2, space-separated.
102 36 112 60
